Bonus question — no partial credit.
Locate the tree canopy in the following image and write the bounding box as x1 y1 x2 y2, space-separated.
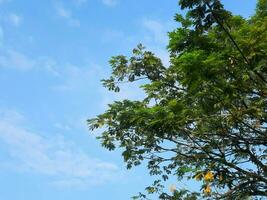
88 0 267 199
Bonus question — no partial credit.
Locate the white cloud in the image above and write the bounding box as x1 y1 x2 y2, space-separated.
0 26 3 46
54 122 71 131
0 48 63 74
73 0 87 5
56 6 80 27
0 109 120 187
0 0 11 4
141 19 175 66
0 46 104 94
0 49 35 70
52 63 104 92
57 7 71 18
0 109 26 124
41 58 61 76
102 0 118 7
7 13 23 27
101 29 125 43
142 19 168 44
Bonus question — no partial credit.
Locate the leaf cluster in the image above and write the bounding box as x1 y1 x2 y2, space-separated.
88 0 267 199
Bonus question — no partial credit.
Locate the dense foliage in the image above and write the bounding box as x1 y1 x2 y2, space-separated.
88 0 267 199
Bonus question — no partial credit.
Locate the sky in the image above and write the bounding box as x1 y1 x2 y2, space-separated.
0 0 258 199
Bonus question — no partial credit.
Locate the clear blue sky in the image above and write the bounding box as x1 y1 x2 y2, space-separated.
0 0 257 199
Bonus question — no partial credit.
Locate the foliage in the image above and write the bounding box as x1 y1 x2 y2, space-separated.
88 0 267 199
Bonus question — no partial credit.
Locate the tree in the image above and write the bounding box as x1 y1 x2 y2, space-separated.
88 0 267 199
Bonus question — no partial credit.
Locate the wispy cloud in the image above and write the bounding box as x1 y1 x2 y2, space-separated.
0 45 104 94
0 26 3 46
0 47 62 74
0 109 120 188
141 18 175 66
0 0 10 4
56 5 80 27
7 13 23 27
54 122 71 131
0 49 35 70
142 19 168 44
102 0 119 7
100 29 135 46
73 0 87 5
52 63 104 92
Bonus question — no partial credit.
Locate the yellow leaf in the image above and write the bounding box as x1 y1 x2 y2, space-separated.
204 185 211 194
204 171 214 182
